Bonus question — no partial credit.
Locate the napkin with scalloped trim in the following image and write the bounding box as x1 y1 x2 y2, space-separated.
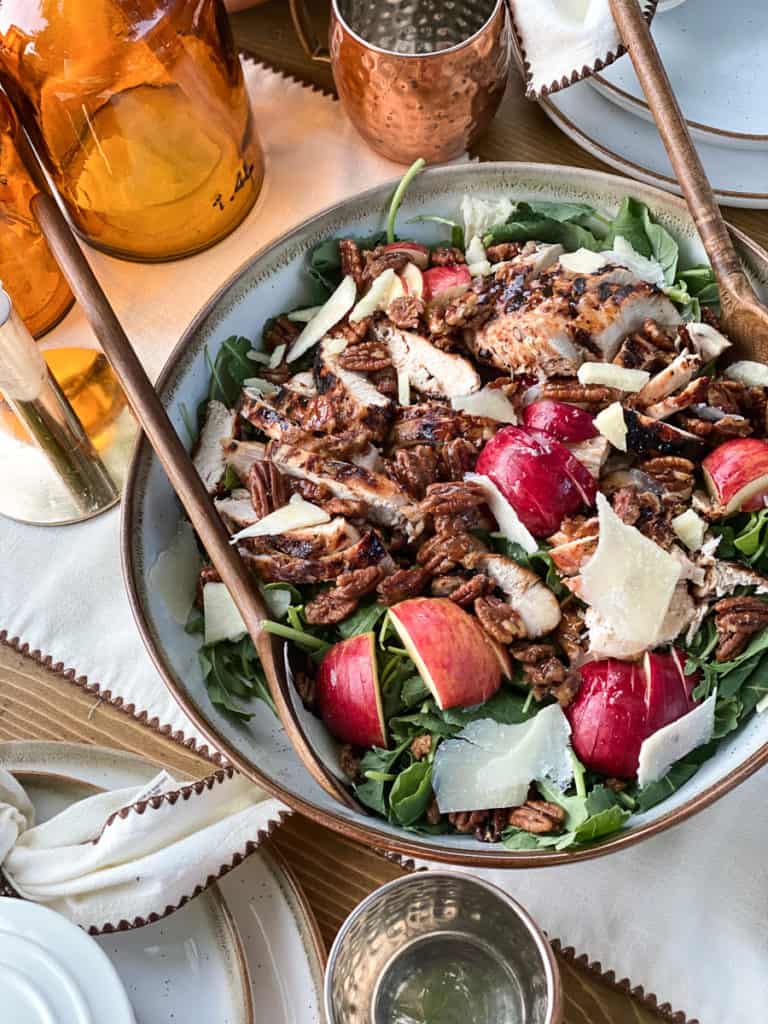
510 0 657 97
0 764 284 933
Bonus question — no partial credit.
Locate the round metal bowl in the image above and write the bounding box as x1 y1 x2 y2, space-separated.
122 161 768 867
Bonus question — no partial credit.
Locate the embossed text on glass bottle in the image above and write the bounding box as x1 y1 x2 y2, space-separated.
0 0 263 261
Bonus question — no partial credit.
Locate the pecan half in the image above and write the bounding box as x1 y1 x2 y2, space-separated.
639 455 696 505
541 381 621 410
420 480 488 517
387 295 424 330
474 595 526 643
377 567 430 604
339 238 364 287
338 340 391 372
714 596 768 661
430 246 465 266
247 460 286 519
364 246 409 281
448 810 489 834
556 605 587 667
263 314 300 351
410 734 432 760
485 242 522 263
441 437 478 480
417 530 484 574
508 800 566 835
510 642 557 664
304 566 383 624
449 574 491 607
390 445 440 499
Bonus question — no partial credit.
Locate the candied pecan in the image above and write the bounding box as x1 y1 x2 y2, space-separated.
434 506 494 535
417 530 484 574
522 656 567 690
613 331 672 371
338 340 391 372
448 810 488 834
195 564 221 608
410 734 433 760
431 574 464 597
556 605 586 666
426 798 442 826
474 595 526 643
441 437 478 480
510 641 557 664
377 567 430 604
508 800 566 835
369 365 398 397
263 314 300 351
390 445 440 499
339 744 362 782
541 380 621 410
449 574 491 607
475 808 514 844
247 462 273 519
430 246 465 266
335 317 371 344
420 480 487 517
547 515 599 546
677 414 714 438
387 295 424 330
714 596 768 661
548 672 582 708
428 291 493 336
288 478 333 503
640 455 696 505
339 238 364 287
293 669 316 710
711 415 753 442
485 242 522 263
304 566 383 624
707 379 744 415
364 246 409 280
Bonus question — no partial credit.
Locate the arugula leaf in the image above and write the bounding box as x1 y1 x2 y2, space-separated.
713 695 741 738
635 739 718 812
204 336 254 412
337 600 388 639
739 661 768 717
518 199 600 224
484 213 602 253
439 687 536 728
573 805 630 843
389 707 457 745
199 635 276 721
502 829 572 851
355 740 412 815
640 207 678 285
400 675 431 707
389 761 433 825
605 197 653 256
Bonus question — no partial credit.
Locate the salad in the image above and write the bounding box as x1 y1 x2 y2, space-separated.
186 163 768 850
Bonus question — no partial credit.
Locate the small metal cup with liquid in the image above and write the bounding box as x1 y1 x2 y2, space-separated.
325 872 562 1024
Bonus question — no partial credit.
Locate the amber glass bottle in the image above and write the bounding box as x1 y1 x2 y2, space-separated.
0 93 73 337
0 0 263 262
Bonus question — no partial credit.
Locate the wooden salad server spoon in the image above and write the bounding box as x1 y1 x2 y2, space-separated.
608 0 768 362
29 188 365 815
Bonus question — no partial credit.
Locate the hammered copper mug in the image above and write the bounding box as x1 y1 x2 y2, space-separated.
289 0 511 164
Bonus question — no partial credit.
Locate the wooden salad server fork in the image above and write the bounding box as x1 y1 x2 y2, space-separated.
608 0 768 362
29 188 365 815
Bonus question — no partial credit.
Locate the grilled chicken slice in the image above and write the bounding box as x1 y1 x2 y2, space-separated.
693 558 768 599
636 350 702 407
642 376 709 421
222 439 267 484
463 551 561 637
285 371 316 395
268 443 424 536
242 529 394 583
193 400 236 493
470 271 681 376
565 436 610 479
239 389 368 456
503 241 564 280
314 338 394 442
390 403 496 449
623 409 707 460
373 322 481 399
548 534 598 576
214 490 259 532
246 517 360 560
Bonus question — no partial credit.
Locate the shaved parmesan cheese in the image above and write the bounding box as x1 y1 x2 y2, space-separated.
193 400 235 493
671 508 707 552
229 493 330 543
577 363 650 392
243 379 279 397
468 259 493 277
559 249 608 275
268 343 286 369
324 335 349 356
725 360 768 388
349 268 399 323
581 493 681 653
149 521 201 625
465 472 537 554
246 349 270 364
286 305 323 323
757 692 768 714
451 386 517 423
637 693 716 788
397 367 411 406
594 402 628 451
433 704 573 813
203 582 247 646
288 275 356 362
606 236 666 288
685 321 731 360
465 235 487 264
461 195 513 244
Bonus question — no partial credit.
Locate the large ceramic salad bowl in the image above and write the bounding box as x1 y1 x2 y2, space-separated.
123 162 768 866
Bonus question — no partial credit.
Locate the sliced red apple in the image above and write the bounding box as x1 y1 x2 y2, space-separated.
389 598 501 710
316 632 387 748
703 437 768 513
400 261 424 298
476 426 597 536
381 241 430 269
643 650 697 734
522 400 597 443
422 264 472 305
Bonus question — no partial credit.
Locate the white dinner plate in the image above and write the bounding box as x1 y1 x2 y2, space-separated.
540 78 768 208
0 741 325 1024
591 0 768 150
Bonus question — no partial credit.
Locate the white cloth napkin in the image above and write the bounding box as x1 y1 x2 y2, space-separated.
510 0 655 97
0 764 284 932
0 60 417 752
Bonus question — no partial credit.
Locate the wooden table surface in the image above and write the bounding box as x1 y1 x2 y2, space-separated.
6 2 757 1020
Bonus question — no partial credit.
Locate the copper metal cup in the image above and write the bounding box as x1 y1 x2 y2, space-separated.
289 0 511 164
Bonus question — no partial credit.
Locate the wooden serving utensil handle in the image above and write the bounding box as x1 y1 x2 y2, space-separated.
608 0 752 299
29 191 361 813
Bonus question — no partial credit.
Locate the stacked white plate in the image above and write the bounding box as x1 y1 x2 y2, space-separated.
539 0 768 207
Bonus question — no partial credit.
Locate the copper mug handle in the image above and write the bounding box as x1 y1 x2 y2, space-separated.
288 0 331 62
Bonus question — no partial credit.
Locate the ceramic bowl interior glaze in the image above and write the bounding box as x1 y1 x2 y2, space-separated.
123 162 768 867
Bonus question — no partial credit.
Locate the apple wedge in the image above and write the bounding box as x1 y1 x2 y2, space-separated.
523 400 597 442
703 437 768 513
422 265 471 305
400 261 424 298
381 241 430 269
389 598 501 710
316 632 387 748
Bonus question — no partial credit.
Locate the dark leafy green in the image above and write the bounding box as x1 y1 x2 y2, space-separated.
389 761 433 825
336 600 388 639
634 740 718 812
204 335 253 412
307 231 388 298
355 740 412 815
199 635 276 721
